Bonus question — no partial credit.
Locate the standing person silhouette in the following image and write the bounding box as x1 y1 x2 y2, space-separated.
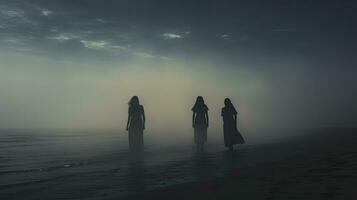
192 96 209 151
221 98 244 151
126 96 146 152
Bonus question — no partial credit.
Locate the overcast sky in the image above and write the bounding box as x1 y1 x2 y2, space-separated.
0 0 356 139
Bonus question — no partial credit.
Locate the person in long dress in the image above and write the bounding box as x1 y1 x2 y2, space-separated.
126 96 146 152
221 98 244 151
192 96 209 151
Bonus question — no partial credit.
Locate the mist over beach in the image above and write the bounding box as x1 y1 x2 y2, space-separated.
0 0 357 199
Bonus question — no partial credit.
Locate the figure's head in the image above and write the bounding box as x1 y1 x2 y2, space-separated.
129 96 139 107
224 98 232 106
195 96 204 105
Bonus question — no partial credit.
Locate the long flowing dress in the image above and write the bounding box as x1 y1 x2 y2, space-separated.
192 105 208 145
128 105 144 151
221 106 244 147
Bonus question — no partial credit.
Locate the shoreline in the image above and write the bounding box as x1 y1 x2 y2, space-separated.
124 128 357 200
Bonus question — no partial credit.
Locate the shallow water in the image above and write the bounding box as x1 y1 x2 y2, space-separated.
0 130 300 200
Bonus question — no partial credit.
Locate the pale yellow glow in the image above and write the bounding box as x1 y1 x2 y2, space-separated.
0 52 265 141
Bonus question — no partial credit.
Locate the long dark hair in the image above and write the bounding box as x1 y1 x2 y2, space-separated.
192 96 207 111
129 96 140 108
224 98 236 110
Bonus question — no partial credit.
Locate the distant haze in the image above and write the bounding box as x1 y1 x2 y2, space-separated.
0 0 356 141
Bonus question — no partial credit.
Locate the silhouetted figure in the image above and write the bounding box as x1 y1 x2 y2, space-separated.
126 96 145 152
221 98 244 151
192 96 209 151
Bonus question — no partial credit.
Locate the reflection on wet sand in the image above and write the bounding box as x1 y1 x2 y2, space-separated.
127 152 146 194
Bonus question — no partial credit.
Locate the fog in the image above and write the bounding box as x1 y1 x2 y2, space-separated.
0 0 356 143
1 51 356 143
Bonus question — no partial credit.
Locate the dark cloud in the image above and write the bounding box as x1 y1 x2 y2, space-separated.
0 0 356 65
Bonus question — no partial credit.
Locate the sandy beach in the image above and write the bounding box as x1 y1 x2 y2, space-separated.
1 128 356 200
124 128 357 200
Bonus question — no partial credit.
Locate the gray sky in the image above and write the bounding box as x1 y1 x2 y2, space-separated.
0 0 356 139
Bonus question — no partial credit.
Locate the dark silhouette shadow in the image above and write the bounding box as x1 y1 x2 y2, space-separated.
191 151 214 182
221 98 245 151
126 153 146 194
191 96 209 152
126 96 146 153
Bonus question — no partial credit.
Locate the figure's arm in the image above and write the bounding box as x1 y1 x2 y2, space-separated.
126 109 131 131
234 114 237 128
206 111 209 128
192 112 195 128
142 107 146 130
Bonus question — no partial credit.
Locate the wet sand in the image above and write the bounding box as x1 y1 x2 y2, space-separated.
125 128 357 200
0 130 300 200
1 128 356 200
